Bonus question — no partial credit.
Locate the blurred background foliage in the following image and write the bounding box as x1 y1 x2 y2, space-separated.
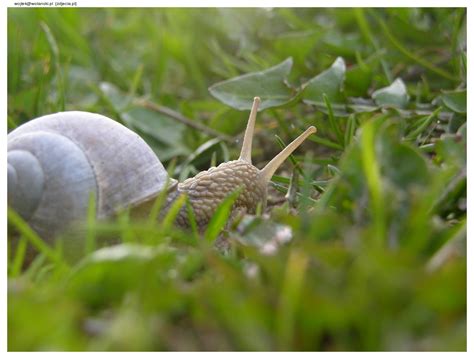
8 7 466 351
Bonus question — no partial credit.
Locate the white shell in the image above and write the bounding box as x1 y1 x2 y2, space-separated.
8 111 170 239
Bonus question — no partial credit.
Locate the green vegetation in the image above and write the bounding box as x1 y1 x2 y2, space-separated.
8 8 466 350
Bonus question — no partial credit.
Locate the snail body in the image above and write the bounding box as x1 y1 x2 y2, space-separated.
165 160 267 228
8 97 316 242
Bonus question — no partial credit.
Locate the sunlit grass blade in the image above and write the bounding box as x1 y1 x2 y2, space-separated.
284 168 299 207
85 192 97 254
118 209 135 243
185 197 199 242
8 115 18 130
460 51 467 81
360 120 385 246
344 114 357 147
353 8 393 83
219 142 230 162
276 249 309 350
161 193 187 232
308 134 344 151
24 253 47 281
204 189 242 244
272 174 326 194
40 22 65 111
419 143 435 152
127 63 144 102
272 182 319 204
426 217 466 272
405 107 442 142
147 180 176 225
10 235 28 277
323 94 344 145
178 138 222 182
373 13 458 81
429 170 466 216
327 164 341 176
8 208 68 269
298 154 316 212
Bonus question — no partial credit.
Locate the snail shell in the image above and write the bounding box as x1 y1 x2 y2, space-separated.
8 111 174 240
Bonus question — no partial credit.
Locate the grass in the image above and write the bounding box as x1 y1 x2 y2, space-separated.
7 8 466 351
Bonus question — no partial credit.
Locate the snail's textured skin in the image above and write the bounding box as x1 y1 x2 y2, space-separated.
165 160 267 229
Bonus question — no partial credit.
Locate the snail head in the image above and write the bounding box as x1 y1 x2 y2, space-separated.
169 96 317 229
239 96 317 183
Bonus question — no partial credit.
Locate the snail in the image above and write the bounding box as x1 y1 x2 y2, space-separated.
8 97 316 243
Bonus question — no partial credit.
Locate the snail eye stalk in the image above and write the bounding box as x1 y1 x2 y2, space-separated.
239 96 261 164
259 126 317 183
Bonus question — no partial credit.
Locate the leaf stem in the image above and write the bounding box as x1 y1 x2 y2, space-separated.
134 98 234 143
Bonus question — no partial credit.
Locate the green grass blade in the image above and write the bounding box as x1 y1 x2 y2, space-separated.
426 217 466 272
360 120 385 246
374 14 458 82
8 209 68 269
308 134 344 151
185 197 199 242
118 210 134 243
85 192 97 255
161 193 187 231
344 114 357 147
327 164 341 176
276 250 309 350
40 21 65 111
405 107 442 142
24 253 47 281
353 8 393 83
10 235 28 277
147 179 175 224
127 63 144 101
323 94 344 145
204 188 242 244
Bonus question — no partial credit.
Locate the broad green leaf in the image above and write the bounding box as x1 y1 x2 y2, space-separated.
372 78 409 108
273 31 321 69
377 122 431 189
122 104 192 163
345 63 372 97
209 58 295 111
380 142 430 189
122 107 187 152
302 57 346 105
435 134 466 170
97 82 128 112
440 90 466 114
178 137 222 182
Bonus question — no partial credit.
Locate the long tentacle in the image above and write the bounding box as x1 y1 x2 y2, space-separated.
260 126 317 183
